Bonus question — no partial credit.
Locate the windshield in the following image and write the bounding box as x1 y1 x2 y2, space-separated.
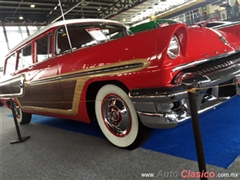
205 22 225 28
56 23 128 54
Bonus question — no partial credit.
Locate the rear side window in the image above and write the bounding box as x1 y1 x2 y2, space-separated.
5 53 16 76
17 44 32 70
36 34 52 62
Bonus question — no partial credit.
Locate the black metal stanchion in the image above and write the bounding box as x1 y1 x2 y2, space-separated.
9 98 30 144
187 85 208 180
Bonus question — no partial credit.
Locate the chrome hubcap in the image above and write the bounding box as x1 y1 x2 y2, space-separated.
102 94 132 137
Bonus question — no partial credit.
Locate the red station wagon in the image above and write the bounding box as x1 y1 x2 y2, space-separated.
1 18 240 149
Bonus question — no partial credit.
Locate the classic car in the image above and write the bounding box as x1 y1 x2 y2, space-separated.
129 19 177 33
193 19 240 29
130 18 240 32
1 18 240 150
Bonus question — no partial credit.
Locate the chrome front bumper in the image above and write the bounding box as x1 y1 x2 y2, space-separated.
129 54 240 129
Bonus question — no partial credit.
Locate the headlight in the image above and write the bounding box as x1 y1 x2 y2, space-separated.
167 35 180 59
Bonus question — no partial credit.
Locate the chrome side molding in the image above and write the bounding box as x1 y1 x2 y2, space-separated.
0 74 25 98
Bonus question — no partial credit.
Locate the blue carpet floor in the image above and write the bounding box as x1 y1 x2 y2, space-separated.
8 96 240 169
142 96 240 169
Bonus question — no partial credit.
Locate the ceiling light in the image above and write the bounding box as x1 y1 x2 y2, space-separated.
30 3 35 8
97 6 101 11
19 15 24 20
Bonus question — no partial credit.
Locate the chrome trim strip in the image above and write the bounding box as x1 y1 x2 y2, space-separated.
138 111 188 123
0 74 25 98
172 51 237 72
60 63 143 80
129 90 187 99
28 77 60 85
138 111 164 118
29 62 144 85
137 111 178 129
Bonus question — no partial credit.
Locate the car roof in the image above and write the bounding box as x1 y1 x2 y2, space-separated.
7 19 124 56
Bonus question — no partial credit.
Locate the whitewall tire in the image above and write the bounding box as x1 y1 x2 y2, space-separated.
95 84 151 149
12 102 32 125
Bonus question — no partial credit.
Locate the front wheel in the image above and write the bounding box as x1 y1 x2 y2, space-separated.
12 101 32 125
95 84 151 150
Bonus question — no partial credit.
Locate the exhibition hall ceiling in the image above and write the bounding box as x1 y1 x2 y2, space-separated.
0 0 220 26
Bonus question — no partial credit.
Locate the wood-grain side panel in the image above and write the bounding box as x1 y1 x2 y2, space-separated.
19 80 77 110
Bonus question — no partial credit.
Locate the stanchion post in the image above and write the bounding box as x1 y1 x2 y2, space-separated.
9 98 30 144
187 85 208 180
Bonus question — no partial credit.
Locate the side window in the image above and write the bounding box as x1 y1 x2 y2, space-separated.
55 26 95 54
36 34 52 62
17 44 32 70
56 28 71 54
5 53 16 76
